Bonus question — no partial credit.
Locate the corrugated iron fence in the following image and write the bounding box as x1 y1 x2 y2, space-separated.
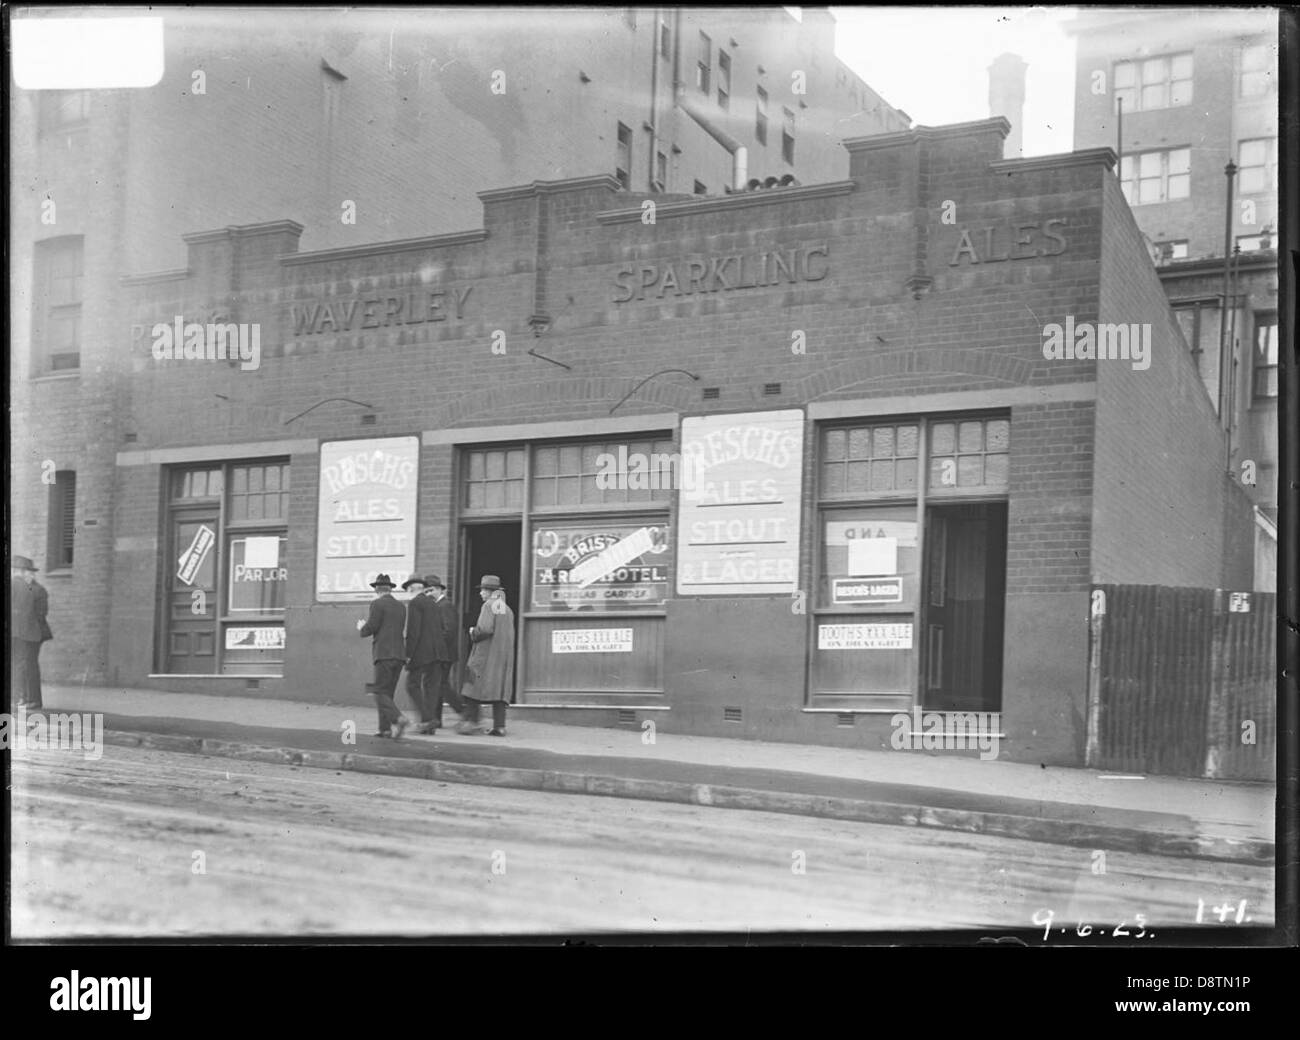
1086 585 1275 780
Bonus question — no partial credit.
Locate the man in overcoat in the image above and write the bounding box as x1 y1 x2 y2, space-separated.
10 555 52 710
424 575 464 731
457 574 515 736
401 575 439 732
357 573 410 738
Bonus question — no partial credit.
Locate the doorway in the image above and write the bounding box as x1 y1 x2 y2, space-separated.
921 502 1007 711
458 522 523 699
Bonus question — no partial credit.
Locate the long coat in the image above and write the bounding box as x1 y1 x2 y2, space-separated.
462 594 515 703
359 593 406 662
11 577 52 644
404 592 438 667
429 594 459 662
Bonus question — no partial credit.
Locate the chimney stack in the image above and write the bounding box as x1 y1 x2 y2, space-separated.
988 52 1028 158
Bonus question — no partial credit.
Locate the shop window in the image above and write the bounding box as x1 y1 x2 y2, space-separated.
821 422 919 499
32 236 83 373
928 417 1010 493
532 437 675 508
162 459 290 675
1253 315 1278 400
1239 43 1273 97
47 471 76 570
1119 147 1190 206
1237 138 1277 195
1113 53 1192 113
756 86 768 145
463 447 525 512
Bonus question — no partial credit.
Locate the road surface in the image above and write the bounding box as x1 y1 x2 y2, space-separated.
9 745 1274 937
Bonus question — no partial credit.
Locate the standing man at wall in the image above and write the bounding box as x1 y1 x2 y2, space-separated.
357 573 410 739
425 574 464 731
401 574 438 733
10 555 52 710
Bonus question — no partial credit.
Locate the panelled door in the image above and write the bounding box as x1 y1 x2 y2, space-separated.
165 514 220 672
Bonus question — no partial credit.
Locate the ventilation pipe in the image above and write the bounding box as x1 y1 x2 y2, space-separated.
671 8 747 190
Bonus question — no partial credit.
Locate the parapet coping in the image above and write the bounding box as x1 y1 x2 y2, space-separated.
595 180 856 224
989 147 1117 174
843 117 1011 153
280 228 489 266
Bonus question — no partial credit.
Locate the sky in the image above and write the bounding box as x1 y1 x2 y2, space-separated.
828 6 1080 157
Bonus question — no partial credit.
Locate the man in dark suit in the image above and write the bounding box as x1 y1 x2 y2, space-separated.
10 554 52 710
356 573 410 738
424 575 464 729
401 575 439 733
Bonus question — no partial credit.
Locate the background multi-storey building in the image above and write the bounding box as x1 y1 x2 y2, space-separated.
1067 8 1278 587
10 6 908 683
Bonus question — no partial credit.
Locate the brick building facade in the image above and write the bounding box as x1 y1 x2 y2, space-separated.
21 117 1251 766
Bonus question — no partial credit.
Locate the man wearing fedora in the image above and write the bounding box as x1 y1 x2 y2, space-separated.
10 555 53 710
457 574 515 736
423 574 464 731
401 574 439 733
357 573 410 738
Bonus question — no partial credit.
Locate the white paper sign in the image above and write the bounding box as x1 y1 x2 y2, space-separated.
225 626 286 650
551 628 634 653
817 623 913 650
848 536 896 576
245 535 280 569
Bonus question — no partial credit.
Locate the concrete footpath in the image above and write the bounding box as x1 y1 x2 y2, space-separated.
32 684 1275 864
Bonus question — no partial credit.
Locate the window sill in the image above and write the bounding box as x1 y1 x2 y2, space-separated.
29 371 81 383
44 568 73 579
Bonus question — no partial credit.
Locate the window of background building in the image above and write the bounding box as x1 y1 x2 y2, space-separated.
694 180 707 195
1112 53 1192 113
654 151 667 191
1236 229 1276 253
756 86 769 145
32 236 83 373
718 50 731 109
1119 147 1190 205
1237 138 1278 195
1240 43 1273 97
1253 315 1278 400
1172 302 1204 357
659 19 671 59
1155 240 1189 264
697 31 711 93
782 107 796 165
47 471 76 570
37 89 90 135
615 122 632 189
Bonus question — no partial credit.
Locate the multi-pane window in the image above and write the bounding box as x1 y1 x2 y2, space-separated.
172 467 225 501
615 122 632 189
821 423 920 499
717 50 731 109
1253 316 1278 400
1240 43 1273 97
532 438 675 508
697 32 711 93
33 236 83 372
1237 138 1277 195
463 447 525 511
47 471 76 570
37 90 89 134
1112 53 1192 112
230 462 291 522
928 418 1010 493
782 107 796 165
755 86 769 145
1120 147 1190 205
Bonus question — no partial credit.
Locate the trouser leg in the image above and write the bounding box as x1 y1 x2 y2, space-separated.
492 701 506 731
28 644 42 708
405 665 432 723
372 660 405 731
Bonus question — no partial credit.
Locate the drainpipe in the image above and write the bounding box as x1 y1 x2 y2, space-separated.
671 9 747 190
1217 161 1237 428
647 8 660 191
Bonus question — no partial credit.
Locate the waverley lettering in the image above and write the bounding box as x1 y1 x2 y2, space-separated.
290 287 473 336
50 972 151 1020
612 243 828 302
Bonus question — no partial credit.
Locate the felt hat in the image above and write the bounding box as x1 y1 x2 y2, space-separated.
400 575 427 590
422 574 446 589
478 574 503 590
370 573 396 589
12 555 37 571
